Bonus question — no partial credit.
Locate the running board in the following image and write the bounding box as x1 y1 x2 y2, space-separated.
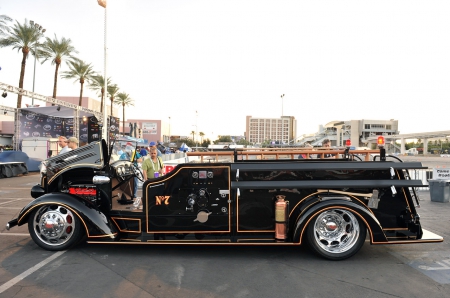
374 229 443 244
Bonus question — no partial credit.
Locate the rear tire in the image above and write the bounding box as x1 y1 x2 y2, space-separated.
306 208 366 260
28 204 84 251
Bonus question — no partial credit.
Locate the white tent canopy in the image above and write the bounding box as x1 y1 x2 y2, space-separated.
20 106 94 118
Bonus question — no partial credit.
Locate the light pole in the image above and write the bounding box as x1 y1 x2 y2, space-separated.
192 125 197 148
280 94 285 143
281 94 285 117
97 0 108 141
195 110 198 147
30 20 46 106
168 116 171 143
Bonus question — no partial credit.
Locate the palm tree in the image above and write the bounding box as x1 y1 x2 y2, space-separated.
40 34 77 100
199 132 205 144
107 84 120 117
191 130 195 141
115 92 134 135
0 14 12 36
61 58 95 106
89 75 111 112
0 19 44 108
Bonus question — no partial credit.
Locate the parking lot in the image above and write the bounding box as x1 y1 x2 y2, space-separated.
1 167 450 297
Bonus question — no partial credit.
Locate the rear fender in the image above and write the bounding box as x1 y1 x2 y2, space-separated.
293 200 388 244
16 193 117 239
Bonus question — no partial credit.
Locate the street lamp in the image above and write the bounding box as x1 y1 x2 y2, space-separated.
192 125 197 148
30 20 46 106
280 94 285 143
195 110 198 147
168 116 171 143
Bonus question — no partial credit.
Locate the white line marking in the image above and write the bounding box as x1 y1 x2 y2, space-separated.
0 199 32 206
0 233 30 237
1 207 25 210
419 259 450 271
0 251 66 294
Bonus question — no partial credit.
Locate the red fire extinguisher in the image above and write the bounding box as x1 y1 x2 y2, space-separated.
275 195 289 240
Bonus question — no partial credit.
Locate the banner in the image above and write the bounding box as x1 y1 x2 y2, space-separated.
20 110 68 139
87 116 100 143
108 116 120 141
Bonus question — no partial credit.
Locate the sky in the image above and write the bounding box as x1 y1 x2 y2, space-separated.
1 0 449 141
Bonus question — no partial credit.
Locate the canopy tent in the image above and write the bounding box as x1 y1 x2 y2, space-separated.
115 136 149 147
20 106 94 118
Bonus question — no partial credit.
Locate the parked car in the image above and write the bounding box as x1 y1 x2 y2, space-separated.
6 139 443 260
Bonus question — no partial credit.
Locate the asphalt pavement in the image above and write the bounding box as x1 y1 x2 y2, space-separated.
1 163 450 297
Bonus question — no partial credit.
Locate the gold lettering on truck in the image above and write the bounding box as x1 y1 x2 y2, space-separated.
156 196 171 205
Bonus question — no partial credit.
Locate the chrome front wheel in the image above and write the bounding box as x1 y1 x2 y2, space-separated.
28 205 83 251
307 208 366 260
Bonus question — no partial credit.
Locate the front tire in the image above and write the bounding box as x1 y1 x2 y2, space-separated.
306 208 366 260
28 205 84 251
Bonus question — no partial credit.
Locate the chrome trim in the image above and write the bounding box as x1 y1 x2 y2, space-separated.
93 175 110 184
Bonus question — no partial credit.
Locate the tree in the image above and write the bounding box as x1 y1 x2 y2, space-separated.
218 135 232 142
61 58 95 106
201 138 211 147
115 92 134 135
199 132 205 144
237 138 251 145
180 137 195 148
40 34 77 100
0 14 12 36
90 75 111 113
107 84 120 117
191 130 195 141
0 19 44 108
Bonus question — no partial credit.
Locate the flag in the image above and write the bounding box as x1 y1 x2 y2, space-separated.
97 0 107 8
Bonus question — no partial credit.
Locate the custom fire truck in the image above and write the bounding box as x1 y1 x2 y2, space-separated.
6 136 442 260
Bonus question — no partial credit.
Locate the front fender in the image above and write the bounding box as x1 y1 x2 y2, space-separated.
293 200 388 244
16 193 118 239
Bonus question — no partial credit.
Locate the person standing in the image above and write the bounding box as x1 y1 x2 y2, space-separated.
67 137 79 150
131 148 142 199
140 146 148 158
320 139 334 158
142 147 164 180
149 141 162 157
58 136 71 155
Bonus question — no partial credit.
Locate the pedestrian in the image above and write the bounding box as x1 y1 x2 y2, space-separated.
319 139 334 158
67 137 79 150
140 146 148 158
131 148 142 199
142 147 164 180
149 141 162 157
58 136 71 155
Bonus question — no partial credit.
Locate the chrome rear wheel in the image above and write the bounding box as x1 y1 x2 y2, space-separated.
307 208 366 260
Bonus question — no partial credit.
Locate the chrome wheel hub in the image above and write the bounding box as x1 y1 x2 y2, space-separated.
313 209 360 254
33 205 75 246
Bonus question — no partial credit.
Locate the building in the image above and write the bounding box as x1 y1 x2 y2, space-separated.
245 115 297 144
297 119 399 147
119 119 170 144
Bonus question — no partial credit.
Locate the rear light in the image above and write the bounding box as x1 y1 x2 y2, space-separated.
377 136 385 147
345 139 351 146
